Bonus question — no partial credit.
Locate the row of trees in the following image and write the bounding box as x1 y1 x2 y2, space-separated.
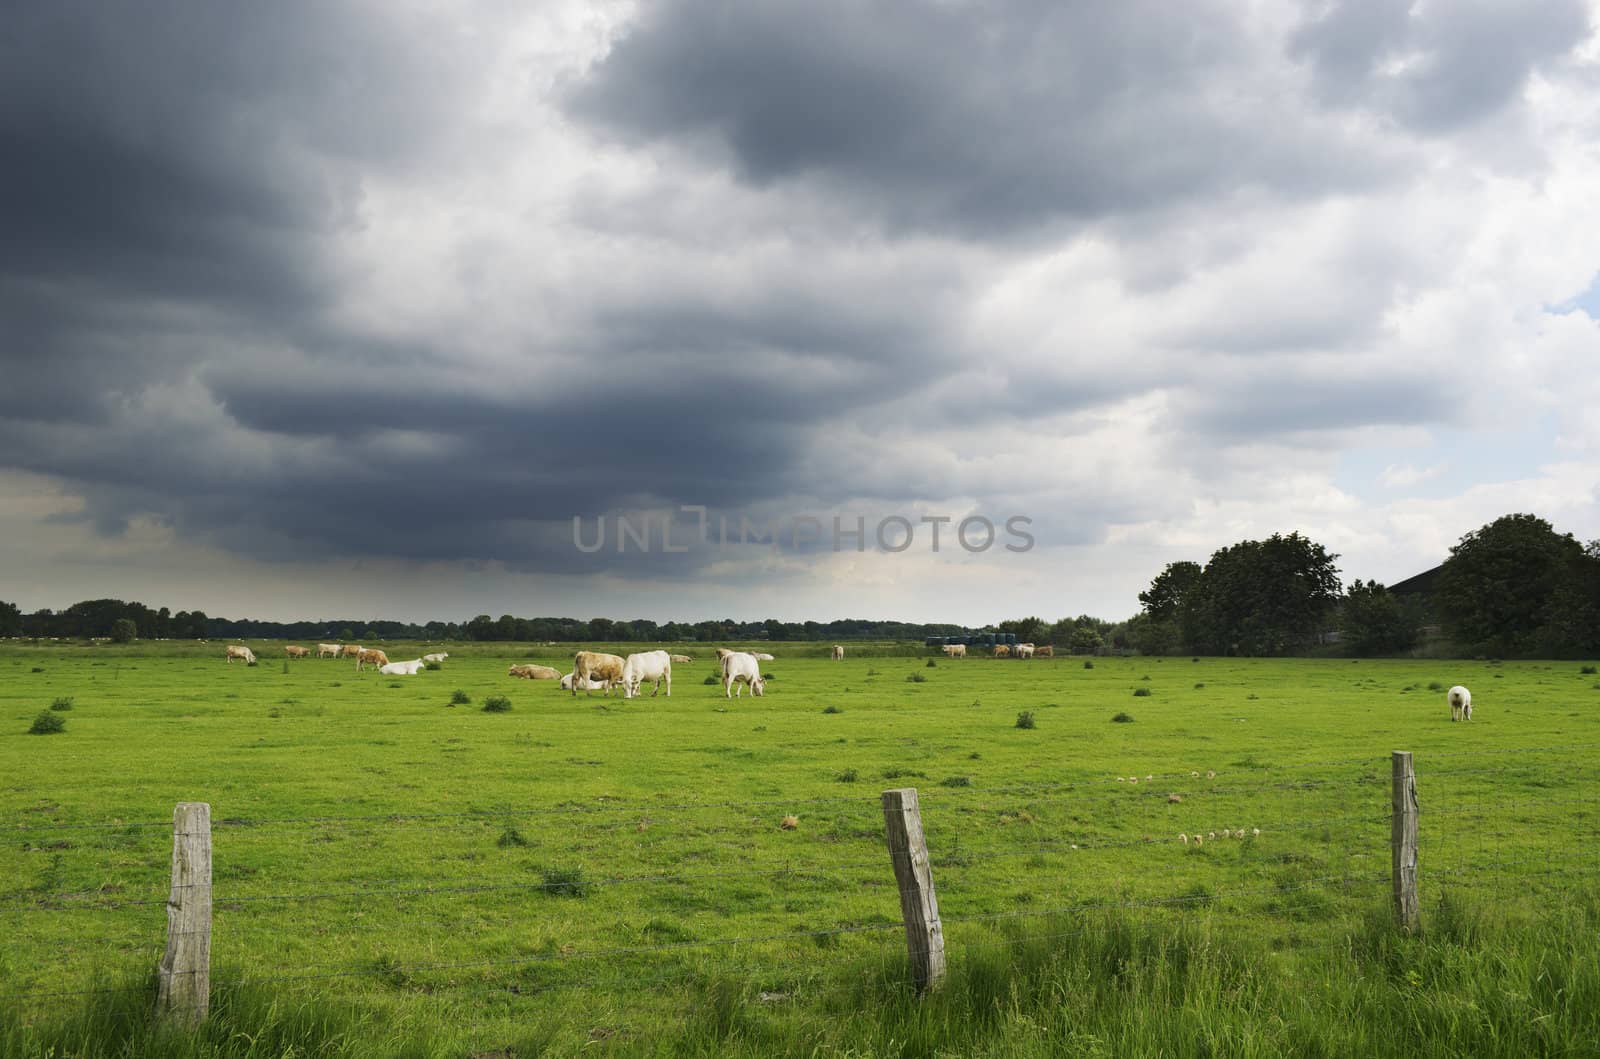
1123 514 1600 658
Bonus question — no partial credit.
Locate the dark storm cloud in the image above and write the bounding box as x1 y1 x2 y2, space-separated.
565 0 1402 236
1291 0 1592 131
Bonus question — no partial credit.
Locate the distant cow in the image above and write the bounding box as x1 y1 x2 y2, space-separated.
1036 645 1054 658
670 654 694 664
572 651 626 696
752 652 775 662
622 650 672 698
560 672 606 691
356 648 389 671
1015 643 1035 659
721 651 765 698
422 652 448 664
224 645 256 665
341 644 363 658
284 645 310 659
508 664 560 680
993 645 1011 658
1448 685 1472 722
316 643 341 659
942 644 966 658
831 645 844 661
379 659 425 676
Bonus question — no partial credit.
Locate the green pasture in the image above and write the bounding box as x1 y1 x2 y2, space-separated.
1 641 1597 1057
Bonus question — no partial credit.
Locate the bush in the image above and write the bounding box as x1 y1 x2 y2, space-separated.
1112 712 1135 723
939 776 972 788
109 618 137 643
49 697 73 711
30 667 43 673
703 675 719 685
1133 687 1152 697
1582 665 1597 675
1193 682 1205 689
482 696 512 713
29 711 65 735
906 673 927 683
834 768 858 783
450 689 471 705
1083 660 1094 669
822 705 841 714
1427 681 1444 691
424 661 443 671
1015 711 1036 730
541 866 590 898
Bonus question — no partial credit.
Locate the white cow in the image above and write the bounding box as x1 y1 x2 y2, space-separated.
379 659 425 676
622 650 672 698
1448 685 1472 722
422 652 448 664
721 651 766 698
560 672 606 691
224 645 256 665
942 644 967 658
752 652 775 661
831 645 844 661
1015 643 1035 659
316 643 341 659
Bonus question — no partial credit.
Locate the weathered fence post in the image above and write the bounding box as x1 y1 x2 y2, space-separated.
1391 751 1420 934
157 801 212 1022
881 787 946 992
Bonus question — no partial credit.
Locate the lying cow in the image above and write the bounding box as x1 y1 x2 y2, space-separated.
509 664 560 680
355 648 389 671
379 659 425 676
560 672 606 691
670 654 694 664
622 650 672 698
422 652 448 664
572 650 625 695
721 651 765 698
752 652 775 661
225 645 256 665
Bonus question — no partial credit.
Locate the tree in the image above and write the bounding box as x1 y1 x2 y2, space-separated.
1069 626 1104 655
0 600 21 638
1124 612 1179 655
1436 514 1583 656
1339 580 1416 656
1139 562 1201 622
1540 541 1600 657
1000 616 1048 644
108 618 138 643
1181 533 1342 655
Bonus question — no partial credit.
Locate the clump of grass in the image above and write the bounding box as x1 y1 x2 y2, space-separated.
1015 711 1036 730
1133 687 1152 697
1083 660 1094 669
1247 693 1260 700
541 865 590 898
29 711 65 735
1140 674 1152 681
882 767 926 780
30 666 44 673
1194 682 1206 689
835 768 858 783
703 675 719 685
925 658 937 668
424 661 443 671
939 776 972 788
497 825 529 848
822 705 841 714
906 672 927 683
482 695 512 713
1427 681 1444 691
1112 712 1135 723
1192 657 1200 662
1582 665 1597 675
49 696 74 711
866 667 880 676
450 689 471 705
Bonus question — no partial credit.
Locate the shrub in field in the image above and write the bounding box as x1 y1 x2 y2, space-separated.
835 768 858 783
939 776 972 787
703 675 719 685
1194 682 1206 689
822 705 841 714
450 689 471 705
497 825 528 848
424 661 442 671
541 865 590 898
49 696 73 711
882 767 926 780
906 672 927 683
925 658 937 667
30 666 44 673
1428 681 1444 691
1112 712 1135 723
29 711 65 735
1083 660 1094 669
1140 674 1152 681
1015 711 1036 729
1583 665 1597 675
482 696 512 713
1133 687 1152 697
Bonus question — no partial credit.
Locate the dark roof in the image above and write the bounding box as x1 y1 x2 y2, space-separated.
1388 564 1443 597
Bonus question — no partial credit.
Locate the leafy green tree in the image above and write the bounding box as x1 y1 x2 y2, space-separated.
1069 626 1104 655
1181 533 1342 655
1338 580 1416 656
1539 541 1600 657
1437 514 1583 655
109 618 138 643
1124 612 1179 655
0 600 21 638
1139 562 1201 622
1000 616 1049 644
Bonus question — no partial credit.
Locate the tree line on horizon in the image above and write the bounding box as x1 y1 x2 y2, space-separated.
2 512 1593 657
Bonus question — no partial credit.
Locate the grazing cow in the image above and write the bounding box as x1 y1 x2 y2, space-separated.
622 650 673 698
993 645 1011 658
422 652 448 664
714 648 735 662
670 654 694 664
379 659 425 676
285 645 310 659
508 664 560 680
341 644 363 658
942 643 966 658
1448 685 1472 722
831 645 845 661
1036 645 1054 658
355 648 389 671
1015 643 1035 659
560 672 606 691
721 651 766 698
572 651 626 696
224 645 256 665
316 643 341 659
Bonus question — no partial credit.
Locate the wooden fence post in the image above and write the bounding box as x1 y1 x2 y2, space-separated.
157 801 212 1022
1391 751 1420 934
881 787 946 992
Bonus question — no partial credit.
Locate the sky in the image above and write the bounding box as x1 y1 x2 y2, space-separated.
1 0 1598 626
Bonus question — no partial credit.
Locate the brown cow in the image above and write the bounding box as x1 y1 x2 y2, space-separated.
572 650 626 695
993 645 1011 658
356 648 389 671
508 664 560 680
1036 645 1054 658
285 645 310 659
341 644 363 658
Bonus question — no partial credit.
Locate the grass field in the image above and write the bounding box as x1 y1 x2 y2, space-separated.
2 641 1598 1057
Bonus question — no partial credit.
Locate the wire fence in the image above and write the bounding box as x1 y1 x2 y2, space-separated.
3 744 1597 1029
